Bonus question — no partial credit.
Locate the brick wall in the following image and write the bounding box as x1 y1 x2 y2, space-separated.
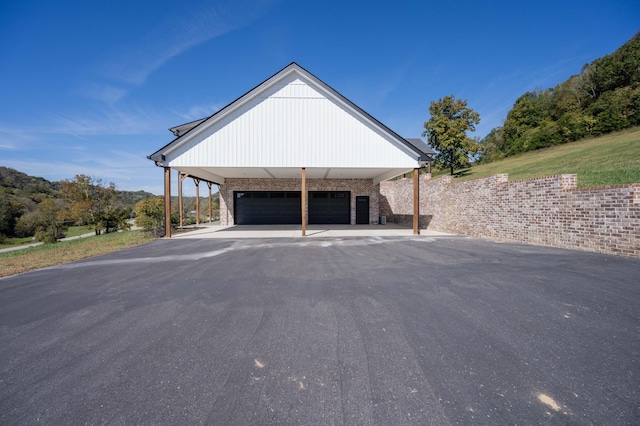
380 174 640 258
220 178 379 225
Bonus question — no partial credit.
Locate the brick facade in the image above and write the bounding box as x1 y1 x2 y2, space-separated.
220 178 380 225
380 174 640 258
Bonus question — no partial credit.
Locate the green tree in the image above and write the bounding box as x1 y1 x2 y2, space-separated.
502 90 555 154
0 197 24 238
103 207 132 233
588 33 640 96
16 199 67 243
60 175 128 235
478 126 506 163
134 196 165 236
423 95 481 175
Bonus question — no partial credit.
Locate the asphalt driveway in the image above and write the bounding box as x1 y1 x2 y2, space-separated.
1 235 639 424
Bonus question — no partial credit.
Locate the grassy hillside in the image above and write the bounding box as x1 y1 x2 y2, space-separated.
434 127 640 187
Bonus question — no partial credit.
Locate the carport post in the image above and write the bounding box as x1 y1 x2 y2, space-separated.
178 172 187 227
413 168 420 235
301 167 307 237
194 178 200 225
164 167 172 238
207 182 213 223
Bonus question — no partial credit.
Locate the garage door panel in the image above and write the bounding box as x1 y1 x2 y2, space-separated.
234 191 301 225
309 191 350 224
235 190 350 225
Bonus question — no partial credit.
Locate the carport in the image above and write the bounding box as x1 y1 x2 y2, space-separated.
148 63 433 236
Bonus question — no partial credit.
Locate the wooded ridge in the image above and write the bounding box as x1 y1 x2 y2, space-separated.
480 32 640 162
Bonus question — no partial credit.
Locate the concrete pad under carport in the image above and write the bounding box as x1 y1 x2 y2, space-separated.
170 223 454 239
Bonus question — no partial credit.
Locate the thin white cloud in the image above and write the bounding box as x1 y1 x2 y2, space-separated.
374 60 415 107
46 104 168 137
79 83 128 105
0 142 15 150
474 105 510 137
175 104 223 122
0 124 40 151
102 0 280 89
1 107 163 142
6 159 110 182
7 148 161 193
65 145 90 151
6 141 217 196
527 56 587 90
470 55 592 137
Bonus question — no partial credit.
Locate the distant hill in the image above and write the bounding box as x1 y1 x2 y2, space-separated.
0 166 220 238
0 167 156 237
0 167 156 211
481 32 640 162
0 167 59 211
117 190 158 208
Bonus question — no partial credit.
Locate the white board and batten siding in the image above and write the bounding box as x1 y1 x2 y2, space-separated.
166 73 419 170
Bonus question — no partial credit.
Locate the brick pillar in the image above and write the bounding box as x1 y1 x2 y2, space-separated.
560 174 578 191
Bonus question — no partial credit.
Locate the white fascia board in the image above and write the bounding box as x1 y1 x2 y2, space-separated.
176 167 226 185
372 169 413 184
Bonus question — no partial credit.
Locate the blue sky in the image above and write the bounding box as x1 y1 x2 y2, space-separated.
1 0 637 195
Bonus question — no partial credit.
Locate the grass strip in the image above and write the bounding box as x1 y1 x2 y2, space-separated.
0 230 156 278
432 127 640 187
1 225 96 249
65 225 95 238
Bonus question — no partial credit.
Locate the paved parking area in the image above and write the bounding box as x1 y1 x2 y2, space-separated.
1 234 639 424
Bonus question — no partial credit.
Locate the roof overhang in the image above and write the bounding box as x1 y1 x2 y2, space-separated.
148 63 434 184
169 118 208 137
172 166 416 185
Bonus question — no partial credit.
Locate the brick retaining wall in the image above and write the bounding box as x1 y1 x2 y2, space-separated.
380 174 640 258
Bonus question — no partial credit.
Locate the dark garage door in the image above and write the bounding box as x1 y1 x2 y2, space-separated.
309 191 350 224
234 191 301 225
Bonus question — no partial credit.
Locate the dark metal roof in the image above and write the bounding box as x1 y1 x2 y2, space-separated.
169 117 208 136
404 138 435 162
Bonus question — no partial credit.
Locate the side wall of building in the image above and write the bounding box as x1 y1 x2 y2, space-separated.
380 174 640 257
220 178 379 225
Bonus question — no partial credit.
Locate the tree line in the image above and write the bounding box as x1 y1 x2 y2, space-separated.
479 32 640 162
0 174 137 243
0 168 218 243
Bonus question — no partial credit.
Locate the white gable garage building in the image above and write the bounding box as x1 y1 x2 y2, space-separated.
149 63 433 236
